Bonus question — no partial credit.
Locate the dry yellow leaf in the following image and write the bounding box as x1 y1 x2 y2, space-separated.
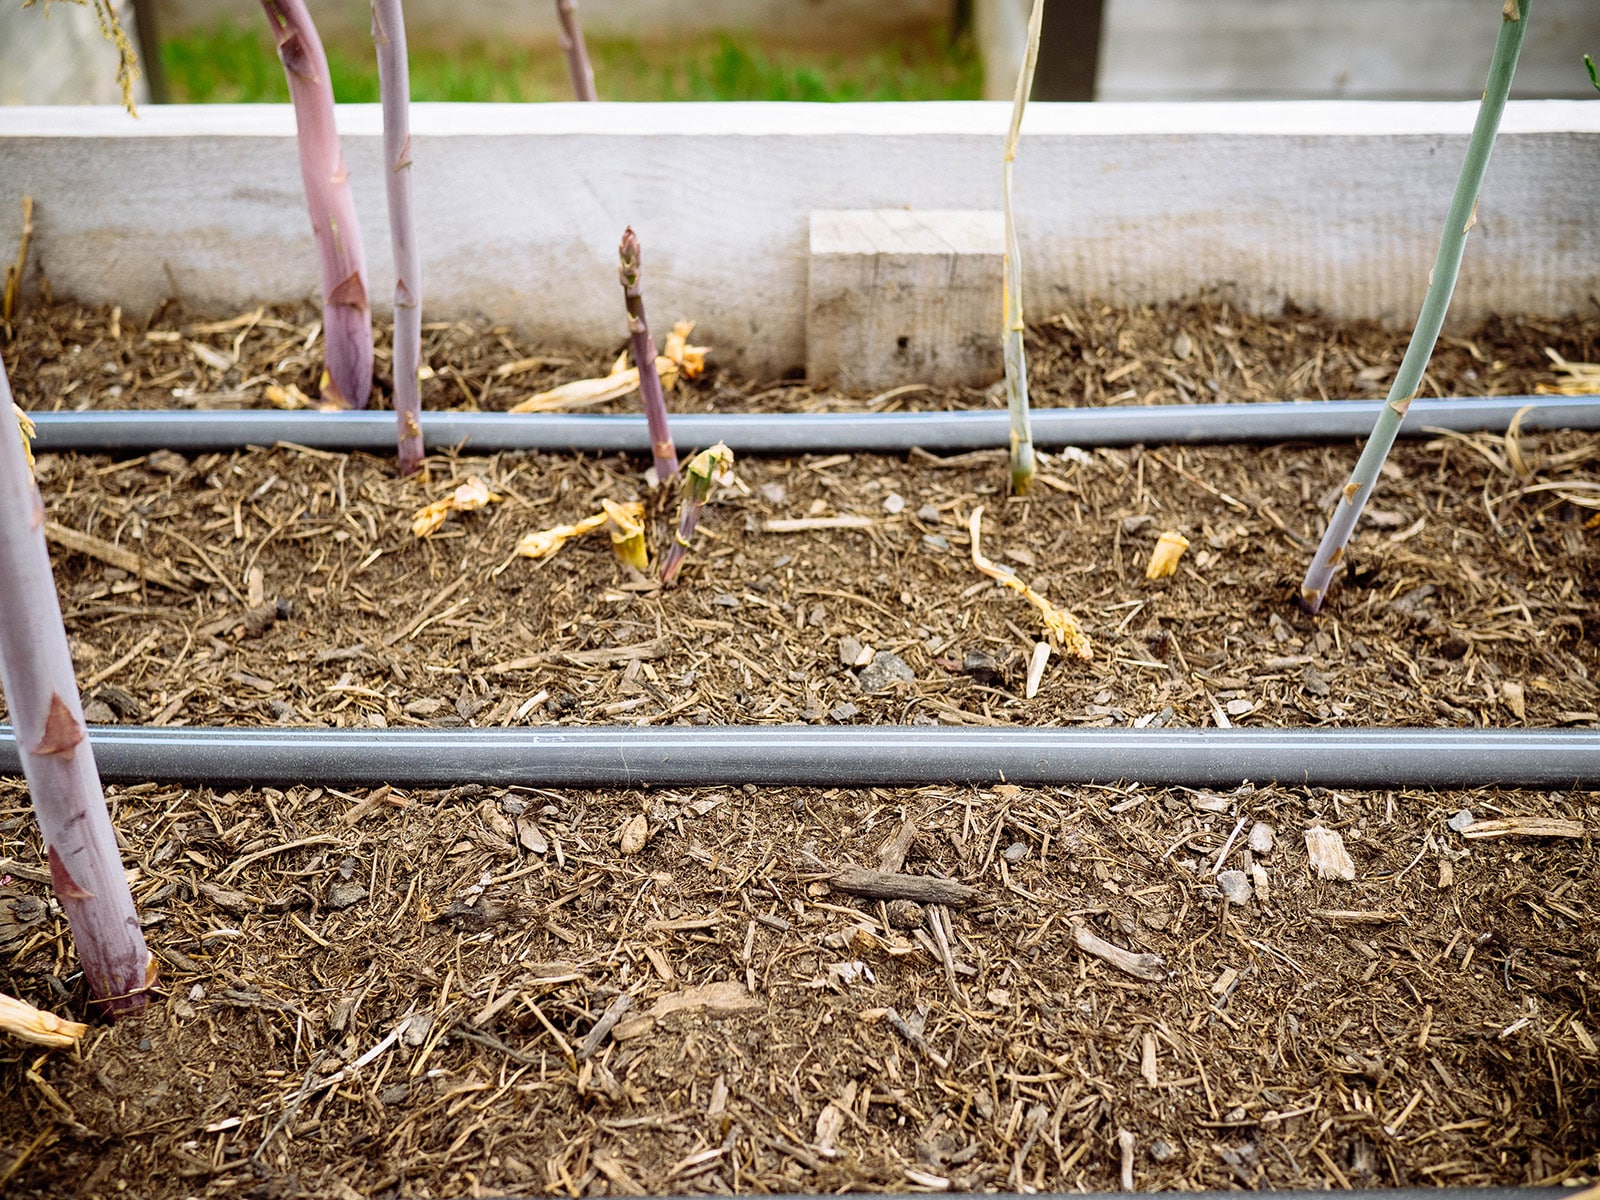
509 321 710 413
663 320 709 381
968 506 1092 660
510 369 643 414
0 991 87 1049
514 511 610 560
265 382 313 410
1536 348 1600 396
1145 531 1190 579
603 499 648 570
411 475 501 538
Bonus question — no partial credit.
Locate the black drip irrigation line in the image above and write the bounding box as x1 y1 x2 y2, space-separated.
2 725 1596 790
27 395 1600 456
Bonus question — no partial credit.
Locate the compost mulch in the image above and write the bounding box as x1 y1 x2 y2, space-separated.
0 779 1596 1198
0 296 1597 1197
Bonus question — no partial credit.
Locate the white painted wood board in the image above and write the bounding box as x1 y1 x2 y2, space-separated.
1 102 1596 378
807 210 1005 390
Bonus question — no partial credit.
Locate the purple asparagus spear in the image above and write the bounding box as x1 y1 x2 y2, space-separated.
371 0 424 473
261 0 373 410
618 228 678 484
0 357 152 1014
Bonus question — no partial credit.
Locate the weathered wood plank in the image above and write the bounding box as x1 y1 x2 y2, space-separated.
807 209 1004 390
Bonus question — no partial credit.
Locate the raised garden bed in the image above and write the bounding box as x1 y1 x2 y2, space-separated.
4 296 1597 737
0 100 1598 1197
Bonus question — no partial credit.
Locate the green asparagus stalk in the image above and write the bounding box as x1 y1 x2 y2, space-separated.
1001 0 1045 496
619 228 679 484
661 443 734 584
0 356 152 1014
1299 0 1530 613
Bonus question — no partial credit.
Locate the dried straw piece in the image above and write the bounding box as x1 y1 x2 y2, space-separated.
0 991 87 1049
509 321 708 414
968 506 1091 659
11 404 34 475
1459 816 1586 840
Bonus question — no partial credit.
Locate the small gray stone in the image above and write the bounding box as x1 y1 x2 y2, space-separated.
1248 821 1275 855
1003 841 1029 863
838 636 863 667
883 492 906 514
829 701 861 722
1216 870 1253 904
380 1083 411 1106
759 482 786 505
858 650 916 693
325 880 368 910
916 504 942 524
1447 809 1476 832
82 699 117 724
1300 665 1332 697
1150 1139 1177 1163
923 534 950 551
400 1013 432 1048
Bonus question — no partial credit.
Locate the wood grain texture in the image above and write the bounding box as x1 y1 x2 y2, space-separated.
807 209 1004 390
829 866 977 907
2 103 1596 378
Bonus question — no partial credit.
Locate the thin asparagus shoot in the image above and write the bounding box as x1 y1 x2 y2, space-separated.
1001 0 1046 496
1299 0 1530 613
555 0 598 101
261 0 374 410
661 443 734 585
0 357 152 1014
618 228 679 484
371 0 424 474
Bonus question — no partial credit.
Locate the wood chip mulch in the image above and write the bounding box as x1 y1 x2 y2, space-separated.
0 295 1597 1197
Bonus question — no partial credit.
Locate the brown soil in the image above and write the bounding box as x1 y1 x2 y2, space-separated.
1 297 1598 1197
0 778 1596 1198
7 294 1598 415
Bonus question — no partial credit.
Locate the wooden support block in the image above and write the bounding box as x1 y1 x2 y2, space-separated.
807 209 1004 393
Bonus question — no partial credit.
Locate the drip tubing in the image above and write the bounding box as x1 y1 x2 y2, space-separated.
2 725 1596 790
27 395 1600 456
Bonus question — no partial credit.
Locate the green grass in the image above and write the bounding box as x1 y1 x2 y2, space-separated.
161 24 983 104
